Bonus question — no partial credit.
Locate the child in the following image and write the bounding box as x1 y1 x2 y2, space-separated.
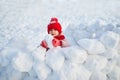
40 17 70 51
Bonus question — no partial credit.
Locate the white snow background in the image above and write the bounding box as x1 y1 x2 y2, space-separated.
0 0 120 80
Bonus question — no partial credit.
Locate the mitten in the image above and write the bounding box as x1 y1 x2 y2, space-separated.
52 38 62 47
40 40 48 48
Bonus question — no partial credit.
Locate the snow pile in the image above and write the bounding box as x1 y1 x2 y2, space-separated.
0 20 120 80
12 52 33 72
78 39 105 54
66 21 120 80
0 0 120 80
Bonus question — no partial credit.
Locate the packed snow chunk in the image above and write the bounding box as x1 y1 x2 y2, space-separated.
101 48 118 59
32 46 46 62
44 34 54 49
102 58 116 74
100 31 120 49
72 30 92 42
60 63 91 80
12 52 33 72
84 55 108 72
76 65 91 80
0 47 18 67
45 48 65 72
78 39 105 54
90 71 107 80
107 66 120 80
5 64 27 80
62 46 88 64
34 62 51 80
1 48 19 61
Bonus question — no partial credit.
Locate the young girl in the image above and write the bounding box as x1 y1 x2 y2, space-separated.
40 17 70 51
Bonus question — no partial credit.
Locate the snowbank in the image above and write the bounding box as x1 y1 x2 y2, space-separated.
0 22 120 80
0 0 120 80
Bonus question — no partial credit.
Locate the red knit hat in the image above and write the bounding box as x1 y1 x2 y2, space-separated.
47 17 62 34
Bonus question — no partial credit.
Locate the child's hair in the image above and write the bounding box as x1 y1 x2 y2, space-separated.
47 17 62 34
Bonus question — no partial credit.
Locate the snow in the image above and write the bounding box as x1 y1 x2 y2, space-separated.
78 39 105 54
0 0 120 80
84 55 108 72
62 46 88 64
100 31 120 49
34 61 51 80
44 34 54 49
90 71 107 80
12 52 33 72
45 48 65 72
60 63 91 80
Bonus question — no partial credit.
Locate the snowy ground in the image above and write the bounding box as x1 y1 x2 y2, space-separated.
0 0 120 80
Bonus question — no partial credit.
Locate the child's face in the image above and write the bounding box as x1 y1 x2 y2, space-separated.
49 29 59 37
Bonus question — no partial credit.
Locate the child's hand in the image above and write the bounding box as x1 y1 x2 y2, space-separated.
52 38 62 47
40 40 48 48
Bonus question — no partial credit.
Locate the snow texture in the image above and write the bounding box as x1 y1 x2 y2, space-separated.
0 0 120 80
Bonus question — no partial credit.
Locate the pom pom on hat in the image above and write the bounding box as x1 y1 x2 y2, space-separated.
47 17 62 34
50 17 58 23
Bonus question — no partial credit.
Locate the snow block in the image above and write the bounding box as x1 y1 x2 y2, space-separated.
60 63 91 80
12 52 33 72
45 49 65 72
77 65 91 80
78 39 105 54
101 48 118 59
0 47 18 67
107 66 120 80
32 46 46 62
102 58 116 74
100 31 120 49
34 62 51 80
84 55 108 72
62 47 88 64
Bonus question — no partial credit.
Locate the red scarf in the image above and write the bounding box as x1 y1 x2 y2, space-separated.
54 35 65 40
